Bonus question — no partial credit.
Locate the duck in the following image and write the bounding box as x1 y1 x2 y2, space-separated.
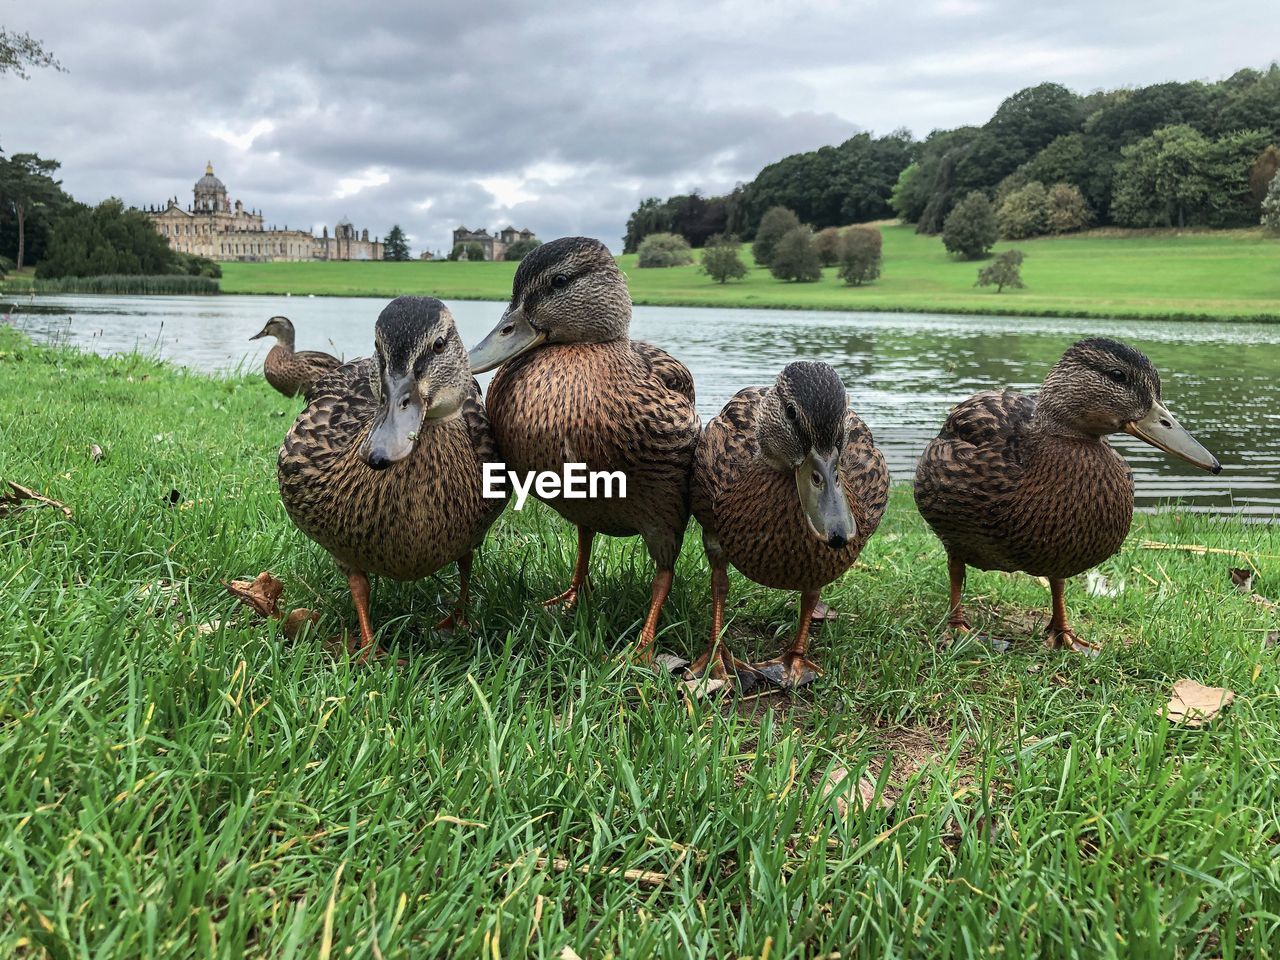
466 236 700 660
278 296 507 661
251 315 342 398
688 361 889 689
913 337 1220 654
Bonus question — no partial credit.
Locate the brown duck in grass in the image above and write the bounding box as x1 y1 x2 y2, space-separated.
251 315 342 398
467 236 700 660
688 361 889 690
914 337 1220 654
278 297 506 661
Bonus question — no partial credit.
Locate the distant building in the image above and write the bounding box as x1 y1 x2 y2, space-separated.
145 163 384 262
451 224 537 261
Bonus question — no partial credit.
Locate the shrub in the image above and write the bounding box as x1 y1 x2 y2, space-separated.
1263 171 1280 235
837 226 882 286
751 206 801 265
698 234 748 283
768 226 822 282
814 227 843 266
175 252 222 278
636 232 693 268
996 181 1048 239
504 238 541 261
942 191 998 260
1045 182 1090 234
975 250 1025 292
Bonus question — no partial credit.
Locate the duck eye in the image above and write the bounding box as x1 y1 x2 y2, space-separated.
785 404 798 421
432 336 447 354
550 273 569 289
1107 369 1126 384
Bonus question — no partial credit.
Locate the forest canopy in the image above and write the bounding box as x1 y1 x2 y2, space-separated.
622 65 1280 248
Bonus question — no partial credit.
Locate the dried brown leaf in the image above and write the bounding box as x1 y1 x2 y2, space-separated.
1164 679 1234 727
226 571 285 619
1 480 72 519
820 763 892 817
89 443 104 462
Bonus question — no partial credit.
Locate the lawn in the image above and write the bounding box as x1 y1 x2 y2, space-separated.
218 225 1280 322
2 326 1279 957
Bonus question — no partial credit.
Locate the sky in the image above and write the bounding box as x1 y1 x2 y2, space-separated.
5 0 1279 253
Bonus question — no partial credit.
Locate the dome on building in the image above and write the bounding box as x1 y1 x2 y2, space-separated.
195 161 226 193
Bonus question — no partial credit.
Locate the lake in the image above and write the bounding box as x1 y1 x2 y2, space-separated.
7 292 1278 515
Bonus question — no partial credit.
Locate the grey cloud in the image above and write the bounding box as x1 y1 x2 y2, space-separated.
5 0 1280 251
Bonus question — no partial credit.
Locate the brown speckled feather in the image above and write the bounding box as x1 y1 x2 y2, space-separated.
693 387 889 591
279 358 505 580
485 339 699 566
263 343 343 399
913 389 1134 579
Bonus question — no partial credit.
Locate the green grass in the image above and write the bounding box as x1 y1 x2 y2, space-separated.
2 326 1279 957
217 225 1280 321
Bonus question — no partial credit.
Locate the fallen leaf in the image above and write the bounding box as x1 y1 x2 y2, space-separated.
560 947 584 960
89 443 104 462
226 571 285 618
653 653 690 675
194 619 222 635
1230 568 1254 593
0 481 73 519
1164 679 1234 727
1266 630 1279 649
820 763 892 817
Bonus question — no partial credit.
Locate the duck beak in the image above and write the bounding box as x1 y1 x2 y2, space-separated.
796 449 856 549
1124 400 1221 474
360 373 422 470
249 324 270 341
467 305 546 373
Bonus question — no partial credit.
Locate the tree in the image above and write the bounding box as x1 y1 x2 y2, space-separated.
1045 183 1090 233
383 224 410 261
465 242 485 261
836 226 882 286
504 238 540 261
975 250 1025 292
1111 125 1211 228
996 181 1048 239
1263 171 1280 235
699 234 748 283
813 227 843 266
0 29 64 79
752 206 801 265
1248 145 1280 205
890 162 929 223
636 232 693 267
942 192 998 259
0 153 64 270
38 198 179 279
623 197 673 253
768 226 822 281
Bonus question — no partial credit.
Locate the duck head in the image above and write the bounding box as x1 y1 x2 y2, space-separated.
360 297 470 470
468 236 631 372
758 361 856 549
250 315 295 347
1038 337 1220 474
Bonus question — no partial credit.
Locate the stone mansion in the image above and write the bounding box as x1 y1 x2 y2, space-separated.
451 224 538 260
145 164 384 262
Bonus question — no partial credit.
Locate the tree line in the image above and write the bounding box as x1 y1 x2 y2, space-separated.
623 65 1280 248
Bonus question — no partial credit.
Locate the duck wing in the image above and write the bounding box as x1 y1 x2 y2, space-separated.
913 389 1036 527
